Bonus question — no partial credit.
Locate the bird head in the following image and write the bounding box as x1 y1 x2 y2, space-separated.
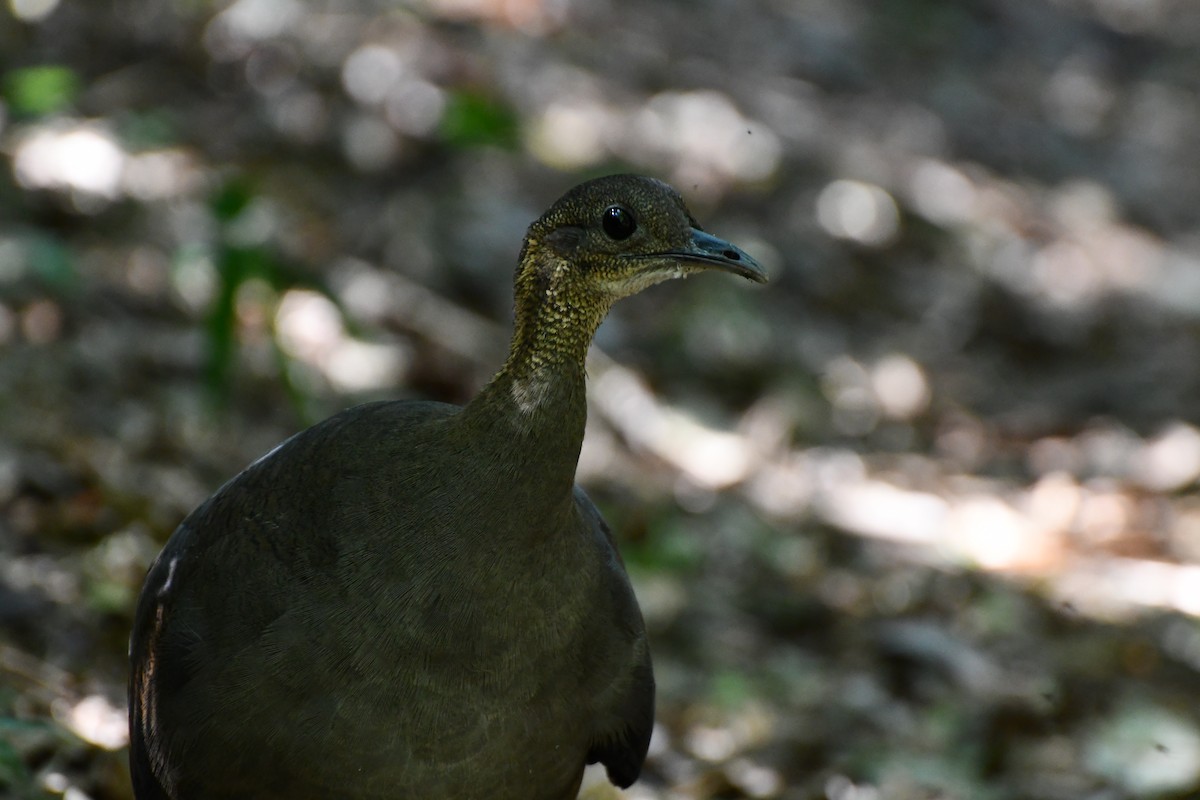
504 175 766 375
519 174 767 305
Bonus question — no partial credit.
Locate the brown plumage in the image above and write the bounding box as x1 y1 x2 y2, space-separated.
129 174 766 800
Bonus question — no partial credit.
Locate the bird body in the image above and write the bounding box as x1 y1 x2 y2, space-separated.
129 175 765 799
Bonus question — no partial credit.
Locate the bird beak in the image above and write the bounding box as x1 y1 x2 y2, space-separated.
663 229 769 283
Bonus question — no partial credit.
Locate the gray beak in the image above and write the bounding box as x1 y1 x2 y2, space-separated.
666 229 768 283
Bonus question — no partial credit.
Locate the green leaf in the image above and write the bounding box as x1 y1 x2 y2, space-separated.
627 515 706 574
204 244 269 397
0 727 34 797
24 233 77 291
439 90 518 149
710 669 753 709
3 65 80 117
210 178 256 223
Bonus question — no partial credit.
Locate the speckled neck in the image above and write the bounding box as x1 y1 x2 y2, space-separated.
460 251 609 501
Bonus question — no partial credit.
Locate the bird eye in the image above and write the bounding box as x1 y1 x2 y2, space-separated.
601 206 636 241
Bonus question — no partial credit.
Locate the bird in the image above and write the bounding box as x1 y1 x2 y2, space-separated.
128 174 767 800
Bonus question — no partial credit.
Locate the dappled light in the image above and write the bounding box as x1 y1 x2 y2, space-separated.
13 123 125 202
57 695 126 752
4 0 1200 798
275 288 408 393
7 0 57 23
815 180 899 247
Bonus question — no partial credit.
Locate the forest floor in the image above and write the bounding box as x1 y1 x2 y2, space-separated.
4 1 1200 798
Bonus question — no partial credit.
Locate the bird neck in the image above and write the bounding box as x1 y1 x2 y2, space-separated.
461 255 610 501
507 252 610 376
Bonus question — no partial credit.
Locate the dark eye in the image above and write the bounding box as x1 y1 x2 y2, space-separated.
602 206 636 240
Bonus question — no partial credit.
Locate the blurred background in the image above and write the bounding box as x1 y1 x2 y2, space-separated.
3 0 1200 798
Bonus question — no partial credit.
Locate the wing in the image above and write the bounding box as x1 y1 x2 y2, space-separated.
573 487 656 788
129 580 174 800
